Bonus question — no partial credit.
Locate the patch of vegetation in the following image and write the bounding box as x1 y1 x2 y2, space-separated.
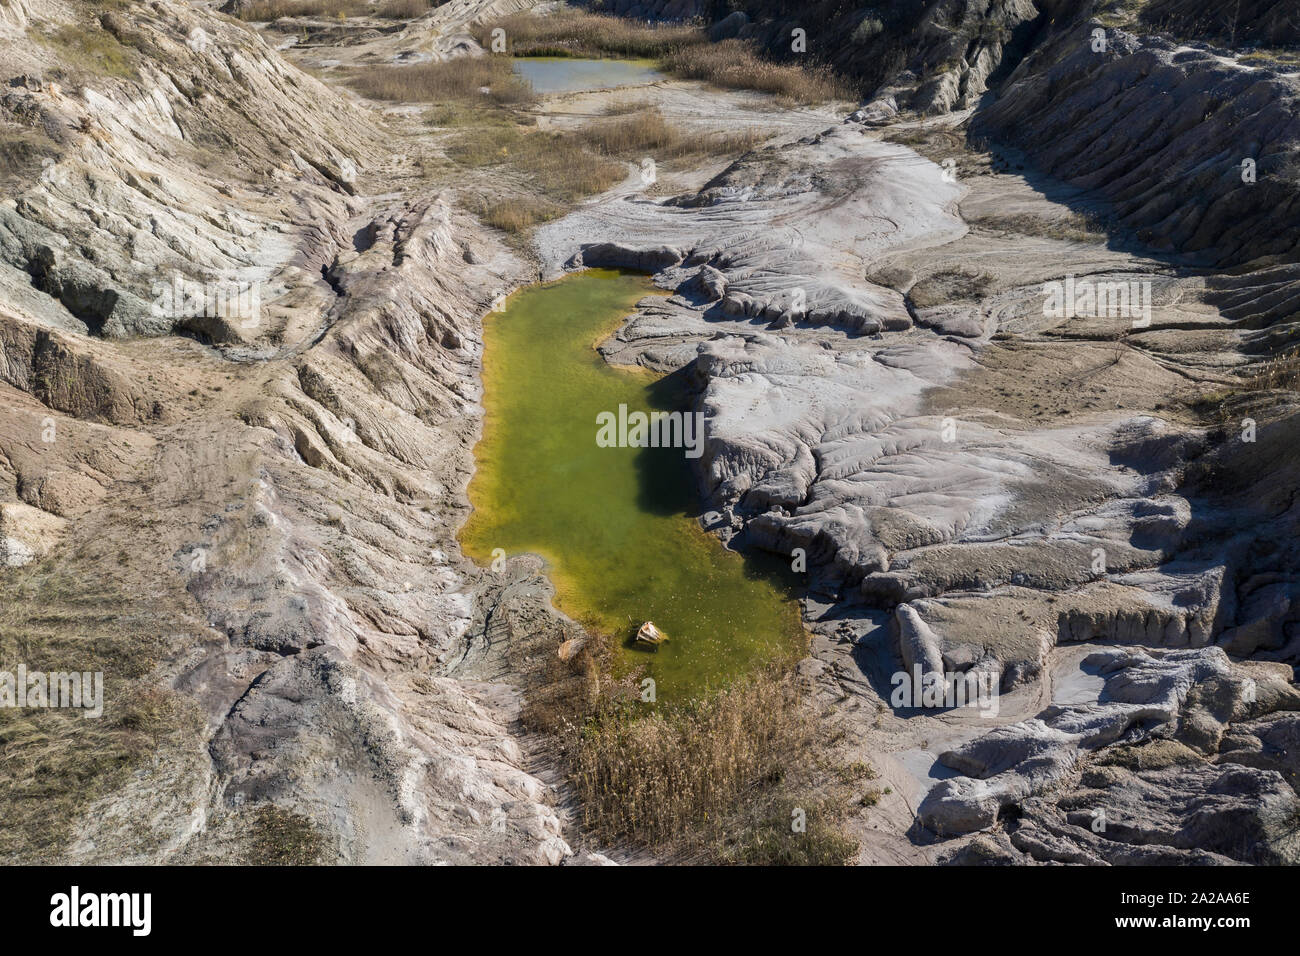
577 106 769 161
357 350 405 388
1096 738 1202 771
882 124 990 178
1095 0 1153 29
0 128 61 189
346 55 536 106
447 106 768 233
423 99 521 129
525 635 859 861
1236 48 1300 69
244 804 330 865
716 795 859 865
1190 347 1300 427
662 39 854 104
40 22 138 80
1140 0 1300 48
235 0 437 20
448 125 625 202
852 15 885 43
468 194 565 233
0 559 200 861
908 268 997 308
474 11 701 60
1244 348 1300 391
836 759 878 783
490 551 863 866
969 211 1111 243
477 11 853 104
566 672 816 848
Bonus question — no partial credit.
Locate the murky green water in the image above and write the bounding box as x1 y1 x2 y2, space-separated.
460 270 805 701
512 56 663 94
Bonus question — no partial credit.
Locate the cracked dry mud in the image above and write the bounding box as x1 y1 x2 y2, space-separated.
2 0 1299 866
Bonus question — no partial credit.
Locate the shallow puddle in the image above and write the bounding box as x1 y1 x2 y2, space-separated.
512 56 663 94
459 269 805 701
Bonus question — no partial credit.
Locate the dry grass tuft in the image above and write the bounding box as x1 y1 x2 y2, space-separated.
244 804 330 864
1244 349 1300 392
472 194 566 233
449 125 625 202
662 39 854 104
475 11 700 59
577 106 769 160
908 268 997 308
346 55 536 105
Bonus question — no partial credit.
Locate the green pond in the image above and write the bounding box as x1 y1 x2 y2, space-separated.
459 269 806 701
512 56 663 94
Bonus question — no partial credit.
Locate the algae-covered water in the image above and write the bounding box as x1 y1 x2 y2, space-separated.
512 57 663 94
459 269 805 701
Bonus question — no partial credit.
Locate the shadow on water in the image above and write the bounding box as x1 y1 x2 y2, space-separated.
632 365 699 518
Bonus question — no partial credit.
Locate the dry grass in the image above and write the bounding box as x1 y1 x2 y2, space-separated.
564 668 858 863
1095 0 1152 29
477 11 853 104
1244 349 1300 391
0 128 60 189
475 11 701 59
504 601 859 864
235 0 436 20
578 106 769 161
449 107 768 225
568 672 811 847
346 55 536 105
470 194 566 233
0 558 201 861
244 804 330 864
881 125 991 178
908 268 997 308
449 125 625 202
970 211 1111 243
662 39 854 104
371 0 435 18
41 22 138 79
1236 49 1300 69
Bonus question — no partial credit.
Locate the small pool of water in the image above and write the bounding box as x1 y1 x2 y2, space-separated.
512 56 664 94
459 270 806 701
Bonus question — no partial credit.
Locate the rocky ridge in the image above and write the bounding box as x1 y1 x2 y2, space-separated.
0 0 570 863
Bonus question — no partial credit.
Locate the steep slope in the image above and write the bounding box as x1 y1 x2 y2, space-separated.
0 0 569 863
